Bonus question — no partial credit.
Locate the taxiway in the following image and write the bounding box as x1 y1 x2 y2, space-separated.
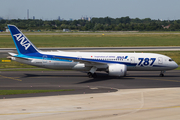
0 70 180 99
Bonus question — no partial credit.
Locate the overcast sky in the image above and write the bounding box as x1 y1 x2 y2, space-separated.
0 0 179 20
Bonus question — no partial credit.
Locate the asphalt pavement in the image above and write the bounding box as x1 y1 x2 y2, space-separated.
0 70 180 99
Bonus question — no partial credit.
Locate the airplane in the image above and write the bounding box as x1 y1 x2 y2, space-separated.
7 25 178 78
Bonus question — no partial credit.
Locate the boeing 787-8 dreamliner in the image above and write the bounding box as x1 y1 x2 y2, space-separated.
7 25 178 78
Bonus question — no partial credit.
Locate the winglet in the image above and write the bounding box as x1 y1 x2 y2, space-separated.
8 25 39 55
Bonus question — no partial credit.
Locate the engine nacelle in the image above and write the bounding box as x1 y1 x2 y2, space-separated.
108 64 127 77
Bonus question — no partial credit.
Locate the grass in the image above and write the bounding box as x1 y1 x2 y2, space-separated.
1 34 180 47
0 89 74 95
175 67 180 70
138 31 180 33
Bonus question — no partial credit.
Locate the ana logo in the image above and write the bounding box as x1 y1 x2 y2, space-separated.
116 56 128 59
13 33 31 50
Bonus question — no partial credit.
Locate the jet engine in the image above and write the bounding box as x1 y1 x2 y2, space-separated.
108 64 127 77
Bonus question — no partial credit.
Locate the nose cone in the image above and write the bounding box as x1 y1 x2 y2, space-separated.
173 62 179 69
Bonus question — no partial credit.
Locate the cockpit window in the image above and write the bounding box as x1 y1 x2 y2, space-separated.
169 59 174 62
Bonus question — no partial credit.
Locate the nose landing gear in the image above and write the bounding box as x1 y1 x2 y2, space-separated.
159 71 165 77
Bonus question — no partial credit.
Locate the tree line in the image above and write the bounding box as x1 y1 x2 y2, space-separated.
0 16 180 31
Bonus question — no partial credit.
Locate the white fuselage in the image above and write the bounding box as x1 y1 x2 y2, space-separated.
12 51 178 72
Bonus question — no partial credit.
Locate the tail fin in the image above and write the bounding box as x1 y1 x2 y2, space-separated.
8 25 39 55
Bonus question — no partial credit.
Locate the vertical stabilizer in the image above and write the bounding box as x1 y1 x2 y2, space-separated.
8 25 39 54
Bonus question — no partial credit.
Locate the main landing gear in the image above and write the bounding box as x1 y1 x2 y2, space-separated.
159 71 165 77
87 72 97 78
87 66 97 78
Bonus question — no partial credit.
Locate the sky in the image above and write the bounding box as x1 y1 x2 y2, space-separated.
0 0 180 20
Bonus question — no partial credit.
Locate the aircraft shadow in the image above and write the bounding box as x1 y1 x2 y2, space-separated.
77 77 135 84
77 73 135 84
22 74 87 78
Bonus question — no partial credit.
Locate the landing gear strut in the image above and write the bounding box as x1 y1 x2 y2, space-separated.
159 71 165 77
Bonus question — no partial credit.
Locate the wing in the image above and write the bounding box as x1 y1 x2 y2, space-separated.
54 56 107 66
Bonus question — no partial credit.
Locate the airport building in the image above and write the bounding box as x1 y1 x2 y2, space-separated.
63 29 70 32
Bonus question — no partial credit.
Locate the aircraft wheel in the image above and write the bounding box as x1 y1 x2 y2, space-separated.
159 73 164 77
87 72 97 78
159 71 165 77
88 72 93 78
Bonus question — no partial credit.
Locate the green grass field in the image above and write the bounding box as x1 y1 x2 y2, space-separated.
0 89 73 95
1 34 180 47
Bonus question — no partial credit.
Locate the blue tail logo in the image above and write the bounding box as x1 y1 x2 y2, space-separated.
8 25 38 54
13 33 31 50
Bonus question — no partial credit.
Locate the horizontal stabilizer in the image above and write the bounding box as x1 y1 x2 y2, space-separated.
8 52 17 56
